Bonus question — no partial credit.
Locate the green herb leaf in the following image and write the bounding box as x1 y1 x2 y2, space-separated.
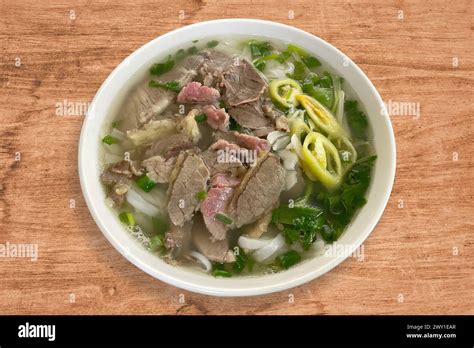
229 117 242 132
232 247 247 273
148 80 181 93
175 49 187 61
187 46 198 55
102 135 119 145
248 40 273 59
302 56 321 68
206 40 219 48
150 55 175 76
282 227 300 245
277 250 302 269
194 113 207 123
254 60 266 71
136 174 157 193
345 100 369 140
287 60 307 81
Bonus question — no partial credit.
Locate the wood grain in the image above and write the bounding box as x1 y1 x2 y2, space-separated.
0 0 473 315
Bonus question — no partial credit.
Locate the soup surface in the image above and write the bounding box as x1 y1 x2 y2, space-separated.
99 36 376 276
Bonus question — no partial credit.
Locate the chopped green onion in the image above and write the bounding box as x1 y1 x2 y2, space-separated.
206 40 219 48
194 113 207 123
213 269 232 277
277 250 301 269
215 213 233 225
119 212 135 226
150 55 175 76
195 190 207 201
192 39 199 43
149 235 164 252
212 262 232 277
102 135 119 145
148 80 181 92
136 174 157 192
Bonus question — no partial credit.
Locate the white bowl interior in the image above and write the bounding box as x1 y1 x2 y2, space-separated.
79 19 396 297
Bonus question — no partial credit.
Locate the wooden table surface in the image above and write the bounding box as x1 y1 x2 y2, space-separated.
1 0 473 315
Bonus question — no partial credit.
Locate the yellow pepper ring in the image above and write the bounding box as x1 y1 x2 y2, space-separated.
296 94 342 138
269 78 303 108
301 132 342 189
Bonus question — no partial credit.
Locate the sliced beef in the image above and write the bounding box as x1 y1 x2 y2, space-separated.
177 82 220 104
202 105 229 131
243 211 273 238
262 97 289 132
167 151 210 227
228 99 272 129
199 50 235 88
200 173 240 241
100 161 134 208
144 133 193 159
230 154 286 227
210 139 241 151
179 109 201 144
121 55 205 129
192 215 236 263
100 161 133 185
212 131 270 153
164 222 192 258
201 148 247 177
210 173 241 188
142 155 176 183
222 59 267 107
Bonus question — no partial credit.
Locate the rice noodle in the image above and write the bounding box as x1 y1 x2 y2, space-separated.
110 127 127 141
104 152 123 164
277 149 298 170
189 251 212 272
126 188 160 217
238 235 271 250
252 233 285 262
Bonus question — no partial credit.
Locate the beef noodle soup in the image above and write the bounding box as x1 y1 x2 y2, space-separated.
99 37 376 277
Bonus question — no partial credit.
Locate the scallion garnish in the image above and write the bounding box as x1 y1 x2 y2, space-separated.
148 80 181 92
215 213 233 225
136 174 157 192
195 190 207 201
119 212 135 227
102 135 119 145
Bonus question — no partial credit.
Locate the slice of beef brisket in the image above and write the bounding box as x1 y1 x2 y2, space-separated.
229 153 285 227
167 151 210 227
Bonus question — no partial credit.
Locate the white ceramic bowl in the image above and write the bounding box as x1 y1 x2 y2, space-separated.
79 19 396 297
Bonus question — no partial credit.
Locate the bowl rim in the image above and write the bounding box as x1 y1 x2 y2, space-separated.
79 18 396 297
